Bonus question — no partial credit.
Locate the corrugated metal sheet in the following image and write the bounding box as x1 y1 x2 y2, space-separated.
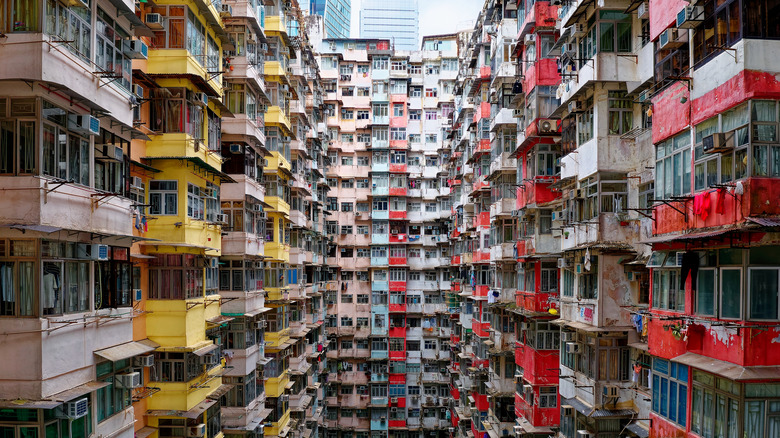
672 352 780 381
746 216 780 227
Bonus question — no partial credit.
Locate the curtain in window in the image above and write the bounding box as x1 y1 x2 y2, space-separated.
0 262 15 316
18 261 34 316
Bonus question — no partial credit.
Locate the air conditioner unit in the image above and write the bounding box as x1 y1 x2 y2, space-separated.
134 288 142 301
603 385 620 398
195 92 209 106
221 4 233 17
187 424 207 437
568 100 581 113
571 23 586 37
637 2 649 19
133 84 144 100
638 89 650 103
524 34 536 45
216 213 229 224
390 407 398 413
115 372 142 389
565 342 581 354
134 354 155 368
123 40 148 59
577 431 593 438
68 114 100 136
91 244 109 261
561 332 575 342
282 136 292 142
513 426 523 435
659 28 683 50
145 13 164 30
557 258 570 268
537 119 558 135
256 320 268 329
675 251 685 267
111 146 124 161
703 132 734 154
65 398 89 419
131 176 144 189
355 212 362 216
676 6 704 29
229 143 243 154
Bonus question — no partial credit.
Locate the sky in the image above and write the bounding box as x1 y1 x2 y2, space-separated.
349 0 483 45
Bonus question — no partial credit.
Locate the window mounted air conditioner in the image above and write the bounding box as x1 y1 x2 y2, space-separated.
576 430 593 438
134 354 155 368
115 372 142 389
637 2 649 19
216 213 229 224
561 332 575 342
229 144 243 154
703 132 734 154
131 176 144 189
676 6 704 29
195 92 209 106
565 342 581 354
537 119 558 135
557 258 570 268
568 100 581 113
659 28 683 50
524 34 536 45
68 114 100 136
123 40 148 59
134 288 142 301
638 89 650 103
220 4 233 17
90 244 109 261
603 385 620 398
64 398 89 419
187 424 206 437
571 24 586 37
145 13 164 30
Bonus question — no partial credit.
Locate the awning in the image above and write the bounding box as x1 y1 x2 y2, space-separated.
94 339 158 362
628 342 649 352
139 241 220 252
563 397 592 416
1 224 63 233
206 384 235 400
746 216 780 227
206 315 235 327
672 352 780 381
245 307 272 317
130 253 157 259
134 427 158 438
50 381 112 402
625 422 650 438
547 26 574 57
284 381 295 389
147 398 217 419
516 416 553 434
674 226 737 240
591 407 637 417
554 320 632 333
192 343 220 357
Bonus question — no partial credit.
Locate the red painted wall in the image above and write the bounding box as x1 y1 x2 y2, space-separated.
691 70 780 125
651 81 690 144
649 0 689 41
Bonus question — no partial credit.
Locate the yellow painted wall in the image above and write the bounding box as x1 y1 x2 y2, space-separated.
146 295 222 348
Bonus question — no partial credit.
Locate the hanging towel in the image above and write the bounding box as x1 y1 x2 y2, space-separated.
716 187 726 214
641 315 649 337
141 215 148 232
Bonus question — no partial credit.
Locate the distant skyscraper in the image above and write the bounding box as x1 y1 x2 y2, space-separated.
310 0 351 38
359 0 419 50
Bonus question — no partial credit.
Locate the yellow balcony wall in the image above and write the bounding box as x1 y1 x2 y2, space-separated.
266 151 292 174
147 50 223 97
265 106 292 133
145 133 223 171
265 61 289 80
264 326 291 348
265 409 291 437
146 368 223 412
146 296 223 348
141 158 223 252
264 242 290 263
265 374 290 399
265 15 289 39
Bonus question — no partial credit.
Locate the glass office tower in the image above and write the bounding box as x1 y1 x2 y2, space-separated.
359 0 419 51
310 0 352 38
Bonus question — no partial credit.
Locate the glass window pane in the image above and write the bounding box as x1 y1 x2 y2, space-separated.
750 269 778 319
721 269 741 319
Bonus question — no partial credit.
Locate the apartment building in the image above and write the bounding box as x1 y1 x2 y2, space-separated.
0 0 153 437
644 0 780 437
316 34 457 438
0 1 327 438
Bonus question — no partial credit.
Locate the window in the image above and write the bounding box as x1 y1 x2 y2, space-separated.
409 110 421 120
96 359 133 423
652 358 688 427
341 179 354 189
341 202 353 212
607 91 633 135
425 88 438 98
577 97 594 144
358 156 370 166
656 132 692 198
149 254 204 300
653 269 684 312
410 87 422 97
390 128 406 141
749 267 779 320
187 184 204 220
149 181 178 215
538 387 557 408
